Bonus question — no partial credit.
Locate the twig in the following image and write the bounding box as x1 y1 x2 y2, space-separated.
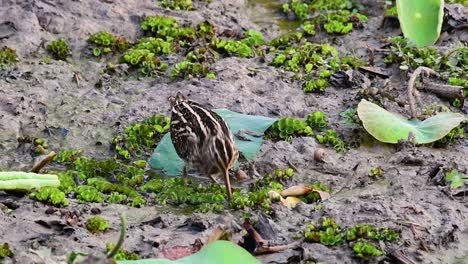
287 160 300 173
107 213 127 259
422 81 464 100
255 242 300 255
31 151 56 173
407 67 437 119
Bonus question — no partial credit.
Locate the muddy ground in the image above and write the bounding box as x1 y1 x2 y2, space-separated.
0 0 467 263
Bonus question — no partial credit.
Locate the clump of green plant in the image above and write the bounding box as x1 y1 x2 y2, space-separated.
353 240 383 259
141 16 179 39
212 30 265 58
304 217 344 246
345 224 399 242
265 117 314 141
368 167 383 178
134 37 173 55
86 216 109 234
445 169 468 189
88 31 130 57
303 79 330 93
272 42 363 93
316 129 346 152
30 186 68 206
0 47 19 68
75 185 104 203
322 11 368 35
270 32 303 49
142 177 226 213
158 0 193 10
301 183 331 203
230 181 283 213
120 49 168 75
106 242 140 260
47 38 72 60
307 111 329 128
251 168 294 190
282 0 366 35
57 170 77 194
55 149 83 163
113 115 171 159
0 243 13 259
170 47 219 80
384 37 441 69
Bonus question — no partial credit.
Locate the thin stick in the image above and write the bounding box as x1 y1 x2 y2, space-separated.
423 81 464 99
107 213 127 259
407 67 437 119
31 151 56 173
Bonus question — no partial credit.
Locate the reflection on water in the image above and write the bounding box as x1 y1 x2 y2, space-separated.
246 0 302 32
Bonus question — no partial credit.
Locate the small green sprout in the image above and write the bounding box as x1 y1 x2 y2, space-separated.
86 216 109 234
303 22 316 35
445 169 468 189
0 243 13 259
353 240 383 259
369 167 383 178
242 30 265 47
0 47 19 68
47 38 72 60
30 186 68 206
302 183 330 203
106 242 140 260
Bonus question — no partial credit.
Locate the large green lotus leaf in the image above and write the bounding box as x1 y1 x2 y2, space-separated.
357 99 465 144
149 109 276 176
396 0 444 47
118 240 260 264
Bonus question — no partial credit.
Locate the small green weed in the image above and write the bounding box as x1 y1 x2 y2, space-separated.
158 0 193 10
445 169 468 189
47 38 72 60
113 115 171 159
88 31 130 57
30 186 68 206
120 49 168 75
353 240 383 259
86 216 109 234
0 47 19 68
0 243 13 259
106 243 140 260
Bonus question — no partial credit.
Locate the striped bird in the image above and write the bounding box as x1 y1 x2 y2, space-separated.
168 92 238 200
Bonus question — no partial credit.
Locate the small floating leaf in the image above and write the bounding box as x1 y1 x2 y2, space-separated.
357 99 465 144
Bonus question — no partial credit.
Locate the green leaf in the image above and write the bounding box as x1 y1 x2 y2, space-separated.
117 240 260 264
149 109 276 176
357 99 465 144
445 170 468 189
396 0 444 47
